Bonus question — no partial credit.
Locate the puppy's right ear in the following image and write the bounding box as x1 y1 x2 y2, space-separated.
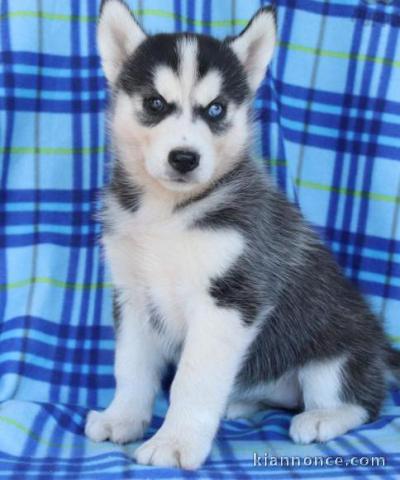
98 0 146 84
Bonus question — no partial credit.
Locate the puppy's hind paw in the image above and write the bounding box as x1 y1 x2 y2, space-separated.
289 406 367 444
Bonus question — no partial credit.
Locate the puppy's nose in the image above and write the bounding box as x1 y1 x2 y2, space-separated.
168 150 200 174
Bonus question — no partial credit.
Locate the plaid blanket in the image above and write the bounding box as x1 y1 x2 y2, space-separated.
0 0 399 478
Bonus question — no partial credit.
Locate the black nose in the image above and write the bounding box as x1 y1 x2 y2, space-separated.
168 150 200 174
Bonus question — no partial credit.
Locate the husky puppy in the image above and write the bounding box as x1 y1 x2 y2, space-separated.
85 0 400 470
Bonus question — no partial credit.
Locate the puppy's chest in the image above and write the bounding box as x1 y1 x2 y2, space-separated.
127 217 243 291
107 209 244 339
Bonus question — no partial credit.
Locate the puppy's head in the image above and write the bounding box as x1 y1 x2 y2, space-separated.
98 0 276 194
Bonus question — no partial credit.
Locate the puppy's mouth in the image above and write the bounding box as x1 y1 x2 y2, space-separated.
169 176 190 184
163 172 199 184
158 173 201 192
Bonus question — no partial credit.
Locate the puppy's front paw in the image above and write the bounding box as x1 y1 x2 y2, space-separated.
85 409 149 444
134 431 211 470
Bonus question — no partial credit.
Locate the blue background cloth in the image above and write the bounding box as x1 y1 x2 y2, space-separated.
0 0 399 478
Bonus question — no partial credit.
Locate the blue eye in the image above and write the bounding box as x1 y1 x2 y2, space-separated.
145 96 166 113
207 102 225 120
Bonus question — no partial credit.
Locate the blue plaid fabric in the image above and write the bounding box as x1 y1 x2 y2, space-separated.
0 0 399 478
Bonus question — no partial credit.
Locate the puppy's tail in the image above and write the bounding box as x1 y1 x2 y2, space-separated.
386 345 400 384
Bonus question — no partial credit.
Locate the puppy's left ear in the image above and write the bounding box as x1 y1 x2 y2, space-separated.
230 7 276 93
98 0 147 84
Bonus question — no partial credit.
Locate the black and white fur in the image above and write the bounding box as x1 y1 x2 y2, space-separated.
85 0 400 470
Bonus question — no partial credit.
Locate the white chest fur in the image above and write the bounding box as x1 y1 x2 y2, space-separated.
103 196 245 349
